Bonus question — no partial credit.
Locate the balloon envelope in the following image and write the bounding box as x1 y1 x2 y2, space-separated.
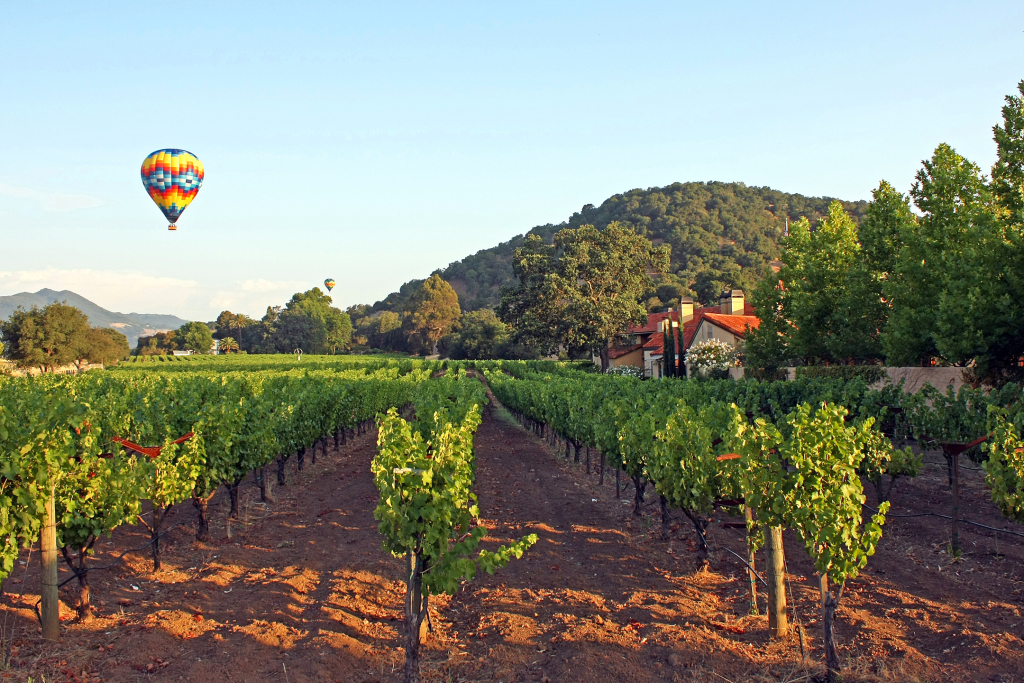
141 149 204 227
324 279 336 292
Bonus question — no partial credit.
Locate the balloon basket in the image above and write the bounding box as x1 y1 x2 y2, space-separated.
168 225 177 231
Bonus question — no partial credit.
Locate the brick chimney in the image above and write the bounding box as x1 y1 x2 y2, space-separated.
678 296 694 323
719 289 745 315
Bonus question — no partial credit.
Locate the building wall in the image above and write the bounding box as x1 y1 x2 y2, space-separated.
609 348 644 371
691 321 738 347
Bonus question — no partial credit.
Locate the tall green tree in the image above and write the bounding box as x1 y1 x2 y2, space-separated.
928 82 1024 383
885 144 993 366
82 328 130 365
744 271 789 373
177 321 214 354
259 315 327 354
281 288 352 353
777 203 865 363
404 274 461 355
442 309 511 360
0 302 92 371
498 222 669 367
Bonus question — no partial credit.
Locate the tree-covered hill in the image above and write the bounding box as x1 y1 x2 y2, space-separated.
365 181 868 313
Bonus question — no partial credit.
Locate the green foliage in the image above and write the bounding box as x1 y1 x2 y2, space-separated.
735 403 889 585
0 301 92 369
795 366 886 383
744 272 789 372
985 403 1024 522
857 426 921 503
372 373 535 679
177 321 214 354
373 401 535 594
83 327 130 364
498 222 668 360
258 314 327 354
405 182 869 312
440 309 520 360
403 274 461 355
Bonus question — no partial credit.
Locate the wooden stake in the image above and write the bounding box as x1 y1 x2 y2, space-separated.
764 525 788 638
40 486 60 641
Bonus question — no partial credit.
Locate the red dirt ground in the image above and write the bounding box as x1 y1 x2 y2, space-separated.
2 395 1024 683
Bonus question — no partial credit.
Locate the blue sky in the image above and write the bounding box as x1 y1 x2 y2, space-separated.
1 1 1022 321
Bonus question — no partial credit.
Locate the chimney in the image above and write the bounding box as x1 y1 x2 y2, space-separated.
720 290 745 315
678 297 694 323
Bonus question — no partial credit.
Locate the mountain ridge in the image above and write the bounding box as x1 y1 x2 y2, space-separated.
367 181 869 314
0 289 188 348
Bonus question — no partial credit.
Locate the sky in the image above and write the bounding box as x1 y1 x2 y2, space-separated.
1 1 1022 321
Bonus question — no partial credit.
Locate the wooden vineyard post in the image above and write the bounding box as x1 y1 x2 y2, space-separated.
40 485 60 641
939 435 989 558
764 525 788 638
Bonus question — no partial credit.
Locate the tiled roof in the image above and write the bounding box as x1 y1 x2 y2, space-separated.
618 303 761 353
643 332 664 350
608 343 643 359
702 312 761 337
627 310 678 334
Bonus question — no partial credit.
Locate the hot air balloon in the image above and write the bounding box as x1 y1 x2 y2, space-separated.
141 149 204 230
324 279 336 292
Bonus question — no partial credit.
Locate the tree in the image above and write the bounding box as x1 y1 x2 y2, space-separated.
929 85 1024 383
443 310 510 360
135 330 178 356
280 288 352 353
82 328 130 365
498 222 669 368
404 274 461 355
882 144 993 366
0 302 92 371
780 203 866 363
259 315 327 354
215 311 257 347
744 270 790 374
177 321 214 354
367 182 868 314
219 336 239 354
369 311 404 350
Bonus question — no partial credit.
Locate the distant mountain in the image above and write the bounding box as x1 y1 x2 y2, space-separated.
366 181 869 313
0 289 188 348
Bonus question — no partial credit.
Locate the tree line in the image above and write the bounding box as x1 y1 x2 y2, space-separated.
746 81 1024 385
0 302 130 370
364 182 867 315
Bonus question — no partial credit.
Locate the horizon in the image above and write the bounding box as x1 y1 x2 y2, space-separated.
2 2 1022 321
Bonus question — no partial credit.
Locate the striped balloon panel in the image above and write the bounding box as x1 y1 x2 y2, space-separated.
140 149 205 223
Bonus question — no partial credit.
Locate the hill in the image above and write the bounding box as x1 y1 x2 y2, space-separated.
367 181 868 313
0 289 188 348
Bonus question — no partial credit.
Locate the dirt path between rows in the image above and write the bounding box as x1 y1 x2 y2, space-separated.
2 396 1023 682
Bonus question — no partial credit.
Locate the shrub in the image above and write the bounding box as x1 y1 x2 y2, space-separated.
685 339 738 377
796 365 886 383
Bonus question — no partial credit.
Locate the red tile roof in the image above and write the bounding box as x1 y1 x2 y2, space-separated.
608 343 643 359
701 312 761 337
617 303 760 355
643 332 664 350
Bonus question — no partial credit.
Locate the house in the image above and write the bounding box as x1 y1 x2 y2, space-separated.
602 290 760 378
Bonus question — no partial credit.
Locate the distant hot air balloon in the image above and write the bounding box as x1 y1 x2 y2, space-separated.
324 279 336 292
141 149 204 231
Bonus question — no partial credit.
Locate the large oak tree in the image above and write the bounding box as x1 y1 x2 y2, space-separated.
498 222 669 368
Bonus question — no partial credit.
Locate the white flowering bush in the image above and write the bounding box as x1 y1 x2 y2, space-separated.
606 365 644 379
684 339 738 377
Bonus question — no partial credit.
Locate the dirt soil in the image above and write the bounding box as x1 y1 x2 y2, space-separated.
2 396 1024 683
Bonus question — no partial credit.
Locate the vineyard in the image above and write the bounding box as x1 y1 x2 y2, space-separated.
1 357 1024 682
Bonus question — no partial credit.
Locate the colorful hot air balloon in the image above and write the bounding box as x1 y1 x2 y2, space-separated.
141 149 204 231
324 279 336 292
